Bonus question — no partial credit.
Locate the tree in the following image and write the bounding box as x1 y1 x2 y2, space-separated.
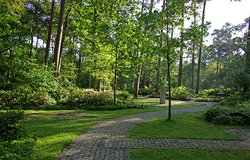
195 0 207 94
54 0 66 77
45 0 55 69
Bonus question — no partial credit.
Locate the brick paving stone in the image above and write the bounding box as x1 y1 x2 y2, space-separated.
56 102 250 160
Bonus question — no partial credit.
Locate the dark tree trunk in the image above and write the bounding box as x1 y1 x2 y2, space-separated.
244 16 250 92
45 0 55 69
54 0 66 77
191 0 197 90
196 0 206 94
178 1 185 87
155 57 161 93
58 8 72 75
134 63 142 99
114 43 118 105
29 34 33 58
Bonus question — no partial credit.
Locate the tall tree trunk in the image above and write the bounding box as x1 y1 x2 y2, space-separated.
133 0 145 99
195 0 206 94
45 0 55 69
134 63 142 98
29 34 33 58
216 48 220 88
191 0 197 90
178 1 185 87
155 0 166 93
155 57 161 93
244 16 250 92
54 0 66 77
114 43 118 105
58 8 72 75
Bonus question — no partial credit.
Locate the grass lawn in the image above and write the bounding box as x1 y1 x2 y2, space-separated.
131 148 250 160
22 117 95 160
24 98 204 120
18 98 205 159
130 112 241 140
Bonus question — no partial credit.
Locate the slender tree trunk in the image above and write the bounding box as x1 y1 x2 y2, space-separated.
244 17 250 92
29 34 33 58
191 0 197 90
133 0 145 99
155 0 166 93
216 50 219 88
167 53 171 120
58 8 72 75
114 43 118 105
45 0 55 69
178 1 185 87
155 57 161 93
134 63 142 98
195 0 206 94
54 0 66 77
142 70 147 88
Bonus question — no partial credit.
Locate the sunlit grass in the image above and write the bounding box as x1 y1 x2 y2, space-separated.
130 112 240 140
22 118 95 160
131 148 250 160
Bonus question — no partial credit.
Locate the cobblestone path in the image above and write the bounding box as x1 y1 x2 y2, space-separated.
56 103 250 160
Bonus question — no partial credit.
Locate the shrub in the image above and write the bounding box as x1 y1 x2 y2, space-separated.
80 100 144 110
139 87 154 96
220 92 241 107
169 86 192 101
67 89 114 107
0 138 36 160
117 91 132 101
204 106 250 125
0 110 29 141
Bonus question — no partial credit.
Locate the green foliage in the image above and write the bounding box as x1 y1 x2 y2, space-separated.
139 87 154 96
0 110 28 141
0 138 36 160
169 86 192 101
67 89 114 108
205 105 250 125
117 91 132 101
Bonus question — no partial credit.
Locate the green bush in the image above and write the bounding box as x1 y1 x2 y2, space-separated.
0 110 29 141
169 86 192 101
117 91 132 101
204 106 250 125
0 138 36 160
139 87 154 96
67 89 114 107
80 100 144 110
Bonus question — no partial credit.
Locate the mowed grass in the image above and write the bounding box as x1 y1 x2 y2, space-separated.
131 148 250 160
19 98 205 159
24 98 204 120
130 112 240 140
22 118 95 160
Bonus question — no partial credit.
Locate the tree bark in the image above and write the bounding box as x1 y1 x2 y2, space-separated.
155 0 166 93
191 0 197 90
113 43 118 105
134 63 142 98
244 16 250 92
54 0 66 77
45 0 55 69
196 0 207 94
178 1 185 87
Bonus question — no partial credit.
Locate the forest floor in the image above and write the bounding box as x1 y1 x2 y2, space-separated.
21 99 250 160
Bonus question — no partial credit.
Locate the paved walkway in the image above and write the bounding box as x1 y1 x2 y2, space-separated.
56 103 250 160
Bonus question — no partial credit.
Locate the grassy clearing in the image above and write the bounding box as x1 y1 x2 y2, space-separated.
17 98 204 159
24 98 204 120
22 118 95 160
131 148 250 160
130 112 240 140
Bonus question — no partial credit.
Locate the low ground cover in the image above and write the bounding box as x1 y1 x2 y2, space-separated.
130 112 243 140
131 148 250 160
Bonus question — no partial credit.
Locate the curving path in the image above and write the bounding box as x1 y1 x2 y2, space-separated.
56 103 250 160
